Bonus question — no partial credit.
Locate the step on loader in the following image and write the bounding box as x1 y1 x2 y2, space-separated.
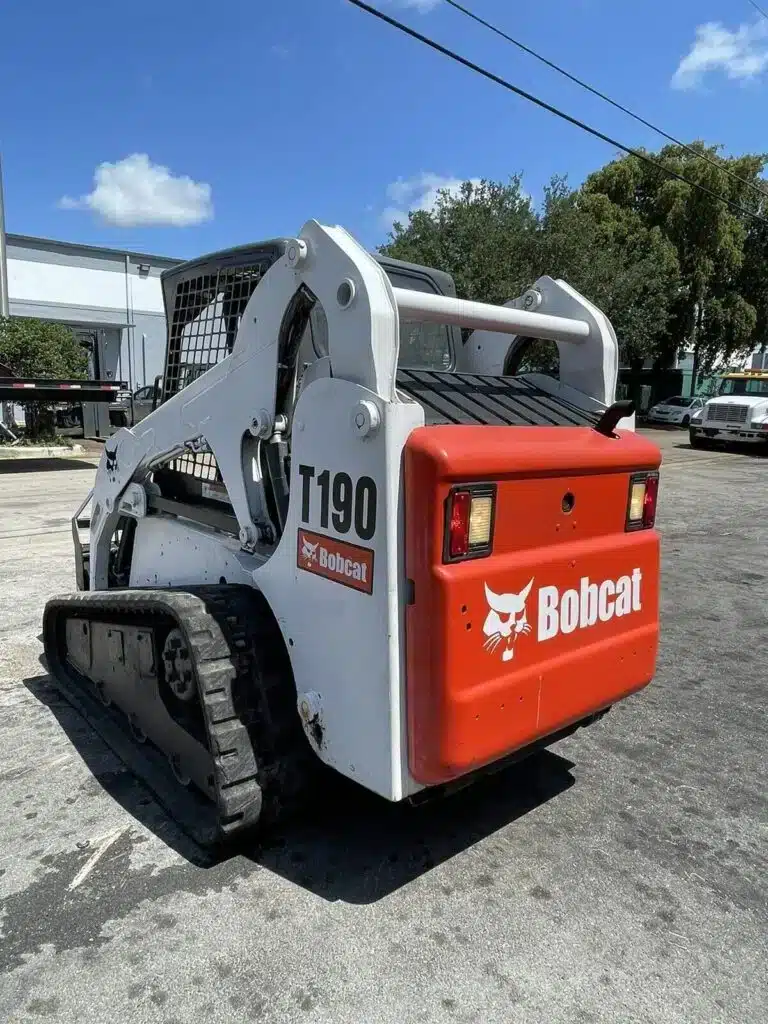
42 220 662 848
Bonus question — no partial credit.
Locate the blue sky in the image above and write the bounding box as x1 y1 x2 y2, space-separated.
1 0 766 260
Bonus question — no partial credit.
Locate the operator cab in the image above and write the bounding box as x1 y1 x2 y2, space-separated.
153 243 467 531
717 371 768 397
152 239 602 547
295 255 458 375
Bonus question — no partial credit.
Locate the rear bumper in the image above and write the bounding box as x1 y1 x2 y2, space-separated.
691 424 767 444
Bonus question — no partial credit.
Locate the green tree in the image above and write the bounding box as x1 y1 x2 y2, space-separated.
533 178 680 369
583 142 768 384
379 173 680 375
0 316 88 438
739 190 768 363
380 176 539 305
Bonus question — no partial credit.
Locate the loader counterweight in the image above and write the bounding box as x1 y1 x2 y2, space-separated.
404 425 661 785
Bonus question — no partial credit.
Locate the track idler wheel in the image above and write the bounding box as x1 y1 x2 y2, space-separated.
162 628 196 702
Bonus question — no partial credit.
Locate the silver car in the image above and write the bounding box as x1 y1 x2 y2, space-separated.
646 395 705 427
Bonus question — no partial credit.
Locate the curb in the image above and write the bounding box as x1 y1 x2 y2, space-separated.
0 443 85 460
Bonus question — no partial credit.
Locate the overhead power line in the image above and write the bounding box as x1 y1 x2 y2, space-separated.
443 0 768 205
346 0 768 227
746 0 768 22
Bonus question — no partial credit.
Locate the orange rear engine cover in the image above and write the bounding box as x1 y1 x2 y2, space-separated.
404 425 661 786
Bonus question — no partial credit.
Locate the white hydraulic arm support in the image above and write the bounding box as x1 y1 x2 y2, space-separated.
451 278 620 407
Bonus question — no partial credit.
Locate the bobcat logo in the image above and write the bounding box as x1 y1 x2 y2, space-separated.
483 579 534 662
301 538 319 565
105 445 118 476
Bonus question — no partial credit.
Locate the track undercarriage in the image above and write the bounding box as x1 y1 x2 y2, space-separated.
42 585 313 848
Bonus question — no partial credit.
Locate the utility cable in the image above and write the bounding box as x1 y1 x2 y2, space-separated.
443 0 768 205
346 0 768 226
746 0 768 22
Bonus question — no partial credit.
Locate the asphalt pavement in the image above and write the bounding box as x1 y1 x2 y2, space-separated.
0 432 765 1024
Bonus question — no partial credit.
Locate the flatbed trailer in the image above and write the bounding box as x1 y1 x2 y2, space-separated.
0 378 127 443
0 378 125 404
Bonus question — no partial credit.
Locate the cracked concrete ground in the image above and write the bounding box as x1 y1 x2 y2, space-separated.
0 434 766 1024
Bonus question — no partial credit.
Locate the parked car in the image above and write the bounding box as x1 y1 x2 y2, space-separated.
108 380 162 429
646 395 705 427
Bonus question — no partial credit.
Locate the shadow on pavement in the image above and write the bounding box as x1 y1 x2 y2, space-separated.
0 457 97 473
670 440 768 458
252 750 575 903
24 670 576 904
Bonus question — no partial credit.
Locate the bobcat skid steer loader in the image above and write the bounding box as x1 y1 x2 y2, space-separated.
42 220 662 848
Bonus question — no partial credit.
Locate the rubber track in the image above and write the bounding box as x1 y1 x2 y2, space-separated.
42 585 313 850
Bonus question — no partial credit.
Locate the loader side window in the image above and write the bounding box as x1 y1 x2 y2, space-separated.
387 272 454 372
505 336 560 380
300 275 454 372
163 260 266 403
307 303 329 359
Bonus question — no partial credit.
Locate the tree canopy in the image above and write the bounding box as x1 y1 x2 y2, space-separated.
379 142 768 380
0 317 88 379
0 317 88 440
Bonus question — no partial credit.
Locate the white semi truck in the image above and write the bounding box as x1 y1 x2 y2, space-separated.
689 370 768 449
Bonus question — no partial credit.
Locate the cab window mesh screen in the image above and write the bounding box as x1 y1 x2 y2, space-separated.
161 262 268 487
170 451 219 482
162 263 268 403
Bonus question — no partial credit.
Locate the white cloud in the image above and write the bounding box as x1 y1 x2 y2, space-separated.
381 172 482 228
59 154 213 227
672 19 768 90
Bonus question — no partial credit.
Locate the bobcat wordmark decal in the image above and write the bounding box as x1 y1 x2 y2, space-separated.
483 570 645 661
297 528 374 595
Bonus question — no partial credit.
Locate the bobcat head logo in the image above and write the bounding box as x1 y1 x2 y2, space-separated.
105 445 118 476
301 538 319 565
483 579 534 662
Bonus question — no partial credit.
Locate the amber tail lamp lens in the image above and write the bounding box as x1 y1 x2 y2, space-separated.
626 472 660 531
444 485 496 562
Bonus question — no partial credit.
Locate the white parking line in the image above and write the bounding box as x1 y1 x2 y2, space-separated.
67 826 129 891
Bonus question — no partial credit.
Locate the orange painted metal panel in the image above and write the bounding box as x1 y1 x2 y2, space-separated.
404 426 662 786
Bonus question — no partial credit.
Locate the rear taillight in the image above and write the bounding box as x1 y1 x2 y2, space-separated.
626 472 659 531
444 484 496 561
448 490 471 558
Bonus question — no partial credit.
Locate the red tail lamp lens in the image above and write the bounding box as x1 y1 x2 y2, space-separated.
643 474 659 528
448 490 471 558
445 485 496 561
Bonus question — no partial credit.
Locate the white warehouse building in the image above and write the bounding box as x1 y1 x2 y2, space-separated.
5 233 181 435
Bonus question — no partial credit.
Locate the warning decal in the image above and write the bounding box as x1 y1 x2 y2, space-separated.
297 528 374 595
